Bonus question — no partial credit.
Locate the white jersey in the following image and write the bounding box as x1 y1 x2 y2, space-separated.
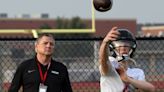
126 68 145 81
100 57 124 92
126 67 145 91
100 56 145 92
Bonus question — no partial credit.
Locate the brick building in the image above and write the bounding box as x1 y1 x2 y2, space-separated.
0 18 137 38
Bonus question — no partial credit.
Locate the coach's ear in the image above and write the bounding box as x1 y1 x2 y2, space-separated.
35 42 38 53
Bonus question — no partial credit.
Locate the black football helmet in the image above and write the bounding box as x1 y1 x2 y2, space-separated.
109 29 137 62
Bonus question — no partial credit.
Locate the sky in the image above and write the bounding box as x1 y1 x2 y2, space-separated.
0 0 164 24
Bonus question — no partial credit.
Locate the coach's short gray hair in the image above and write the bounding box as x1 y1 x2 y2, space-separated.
35 33 54 45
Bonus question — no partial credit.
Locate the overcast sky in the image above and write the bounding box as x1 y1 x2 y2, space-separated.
0 0 164 24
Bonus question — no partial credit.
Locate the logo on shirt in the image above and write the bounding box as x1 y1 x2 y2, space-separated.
51 71 59 75
28 69 36 73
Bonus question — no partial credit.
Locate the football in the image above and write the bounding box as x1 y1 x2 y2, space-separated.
93 0 113 12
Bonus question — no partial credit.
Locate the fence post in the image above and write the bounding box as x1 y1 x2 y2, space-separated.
93 41 99 70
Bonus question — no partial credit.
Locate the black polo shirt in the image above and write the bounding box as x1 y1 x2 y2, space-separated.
8 57 72 92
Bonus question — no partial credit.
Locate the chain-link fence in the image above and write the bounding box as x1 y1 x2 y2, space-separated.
0 37 163 92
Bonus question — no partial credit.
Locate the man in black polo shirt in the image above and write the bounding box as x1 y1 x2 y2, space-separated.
9 34 72 92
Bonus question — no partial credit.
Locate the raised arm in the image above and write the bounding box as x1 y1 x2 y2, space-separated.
99 27 120 75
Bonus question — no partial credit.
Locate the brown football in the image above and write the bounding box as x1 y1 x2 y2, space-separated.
93 0 113 12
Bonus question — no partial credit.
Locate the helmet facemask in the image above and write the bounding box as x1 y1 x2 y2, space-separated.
108 29 137 62
110 40 136 62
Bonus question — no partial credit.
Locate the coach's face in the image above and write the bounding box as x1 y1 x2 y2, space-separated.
35 36 55 56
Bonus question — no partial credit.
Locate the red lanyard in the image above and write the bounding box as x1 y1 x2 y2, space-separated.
37 62 51 84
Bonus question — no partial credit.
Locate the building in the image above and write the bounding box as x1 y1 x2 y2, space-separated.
141 26 164 37
0 18 137 38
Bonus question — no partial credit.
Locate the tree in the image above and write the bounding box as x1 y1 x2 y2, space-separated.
55 16 91 38
55 16 86 29
39 23 51 29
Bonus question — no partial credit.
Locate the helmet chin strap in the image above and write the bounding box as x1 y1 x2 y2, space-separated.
114 49 133 62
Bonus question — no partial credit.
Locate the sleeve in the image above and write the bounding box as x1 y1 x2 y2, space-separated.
8 64 23 92
99 56 119 76
62 67 73 92
138 69 145 81
99 60 119 77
